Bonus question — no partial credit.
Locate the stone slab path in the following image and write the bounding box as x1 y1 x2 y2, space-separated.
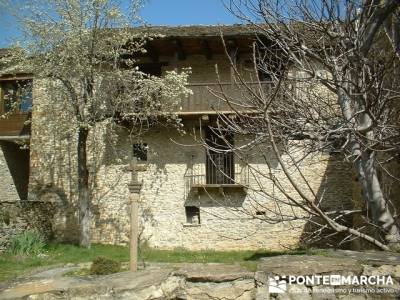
1 251 400 299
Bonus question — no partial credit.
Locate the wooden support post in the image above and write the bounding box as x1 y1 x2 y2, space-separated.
128 158 142 272
201 39 213 60
227 39 238 81
227 39 238 61
129 191 139 271
172 39 186 61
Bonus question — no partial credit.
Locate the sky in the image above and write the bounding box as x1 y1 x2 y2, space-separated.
0 0 240 48
141 0 239 26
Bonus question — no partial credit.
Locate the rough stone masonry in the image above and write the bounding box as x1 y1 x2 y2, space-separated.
26 53 354 250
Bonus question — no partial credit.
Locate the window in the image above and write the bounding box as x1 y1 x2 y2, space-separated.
205 127 234 184
133 143 148 161
137 63 162 77
0 80 32 113
185 206 200 224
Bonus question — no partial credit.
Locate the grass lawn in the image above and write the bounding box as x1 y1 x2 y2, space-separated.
0 243 309 282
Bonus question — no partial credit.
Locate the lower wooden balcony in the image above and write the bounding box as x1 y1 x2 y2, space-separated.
0 112 31 139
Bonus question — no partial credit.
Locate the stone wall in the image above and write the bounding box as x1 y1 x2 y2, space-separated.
88 127 353 250
0 141 29 202
0 202 26 251
28 54 354 250
0 140 32 251
0 201 56 251
29 120 353 250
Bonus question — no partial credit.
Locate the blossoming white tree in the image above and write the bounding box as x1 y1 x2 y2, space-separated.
0 0 190 248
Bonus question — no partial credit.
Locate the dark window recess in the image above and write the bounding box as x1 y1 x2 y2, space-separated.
185 206 200 224
137 63 163 77
255 211 266 216
133 143 148 161
205 127 234 184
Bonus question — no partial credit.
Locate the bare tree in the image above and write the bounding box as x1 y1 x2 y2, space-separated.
199 0 400 250
0 0 190 248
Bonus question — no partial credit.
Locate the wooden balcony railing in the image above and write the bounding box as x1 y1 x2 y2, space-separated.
0 79 32 138
179 81 273 114
0 112 31 137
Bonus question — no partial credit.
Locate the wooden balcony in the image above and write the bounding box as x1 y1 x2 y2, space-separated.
0 112 31 138
179 81 272 114
0 79 32 139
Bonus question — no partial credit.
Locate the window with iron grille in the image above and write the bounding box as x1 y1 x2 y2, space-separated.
205 127 234 184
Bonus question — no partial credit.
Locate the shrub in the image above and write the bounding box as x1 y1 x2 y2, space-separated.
89 256 121 275
7 230 46 256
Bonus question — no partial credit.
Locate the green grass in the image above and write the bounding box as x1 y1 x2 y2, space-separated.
46 243 129 264
140 247 307 263
0 243 310 282
0 255 46 281
0 243 129 282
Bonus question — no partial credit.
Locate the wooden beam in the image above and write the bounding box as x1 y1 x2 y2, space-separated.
0 135 30 141
0 74 33 81
172 39 186 61
201 40 212 60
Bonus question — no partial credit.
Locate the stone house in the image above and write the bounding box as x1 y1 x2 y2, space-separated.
0 25 354 251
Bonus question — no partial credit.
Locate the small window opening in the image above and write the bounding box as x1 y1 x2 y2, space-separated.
133 143 148 161
255 211 266 216
185 206 200 224
137 63 162 77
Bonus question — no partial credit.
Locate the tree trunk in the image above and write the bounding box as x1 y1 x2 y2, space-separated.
338 88 400 247
78 126 91 248
361 150 400 246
